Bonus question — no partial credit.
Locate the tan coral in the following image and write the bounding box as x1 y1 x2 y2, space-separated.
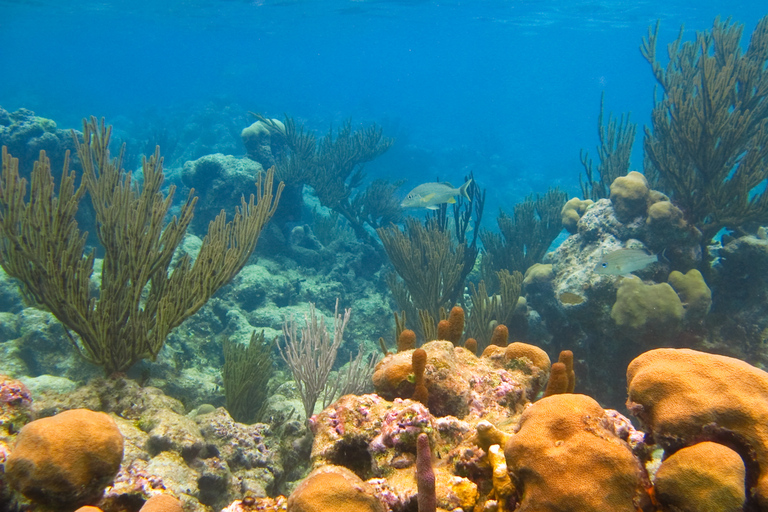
504 394 651 512
561 197 594 233
609 171 650 222
626 348 768 509
653 442 745 512
5 409 124 509
611 276 685 342
667 269 712 321
287 465 384 512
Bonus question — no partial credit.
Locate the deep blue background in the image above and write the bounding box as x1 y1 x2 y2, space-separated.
1 0 765 212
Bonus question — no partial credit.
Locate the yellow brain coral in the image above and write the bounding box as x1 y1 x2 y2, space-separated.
609 171 650 222
611 276 685 341
627 348 768 510
504 394 650 512
653 442 745 512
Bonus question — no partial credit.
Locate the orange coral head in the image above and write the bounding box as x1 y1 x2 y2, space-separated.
491 324 509 347
397 329 417 352
464 338 478 356
543 362 569 397
558 350 576 393
412 348 429 405
437 319 451 342
447 306 465 346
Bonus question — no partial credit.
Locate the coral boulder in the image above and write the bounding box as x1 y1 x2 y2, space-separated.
5 408 124 508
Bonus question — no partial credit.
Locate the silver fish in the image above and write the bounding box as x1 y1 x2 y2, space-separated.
594 248 658 275
401 179 472 210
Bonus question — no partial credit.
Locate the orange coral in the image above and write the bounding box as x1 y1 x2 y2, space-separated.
653 442 745 512
626 348 768 509
5 409 124 509
287 465 384 512
504 342 551 372
504 394 650 512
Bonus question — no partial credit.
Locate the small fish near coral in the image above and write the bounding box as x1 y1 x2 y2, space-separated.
594 248 658 276
400 179 473 210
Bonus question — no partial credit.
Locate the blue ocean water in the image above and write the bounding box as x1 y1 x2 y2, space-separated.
2 0 764 212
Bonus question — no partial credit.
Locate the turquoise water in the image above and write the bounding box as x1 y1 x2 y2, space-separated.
2 0 764 207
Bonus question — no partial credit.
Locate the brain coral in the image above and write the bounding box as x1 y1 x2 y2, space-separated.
609 171 650 222
626 348 768 509
504 394 650 512
5 408 124 508
653 441 745 512
287 465 385 512
611 276 685 341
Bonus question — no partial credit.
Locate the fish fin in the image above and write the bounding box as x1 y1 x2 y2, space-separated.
458 179 473 201
447 197 456 204
422 193 436 202
426 205 440 210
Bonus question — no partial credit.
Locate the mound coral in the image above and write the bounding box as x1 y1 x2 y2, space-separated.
611 276 685 341
627 348 768 509
653 441 745 512
504 394 650 512
609 171 650 222
287 465 384 512
5 408 124 508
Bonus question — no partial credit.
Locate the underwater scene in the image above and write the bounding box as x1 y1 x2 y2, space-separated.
2 0 768 510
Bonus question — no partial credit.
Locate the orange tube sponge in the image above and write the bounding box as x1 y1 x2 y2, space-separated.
504 394 650 511
397 329 417 352
412 348 429 405
626 348 768 509
557 350 575 393
542 362 569 397
437 319 451 342
464 338 477 355
490 324 509 347
447 306 465 346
